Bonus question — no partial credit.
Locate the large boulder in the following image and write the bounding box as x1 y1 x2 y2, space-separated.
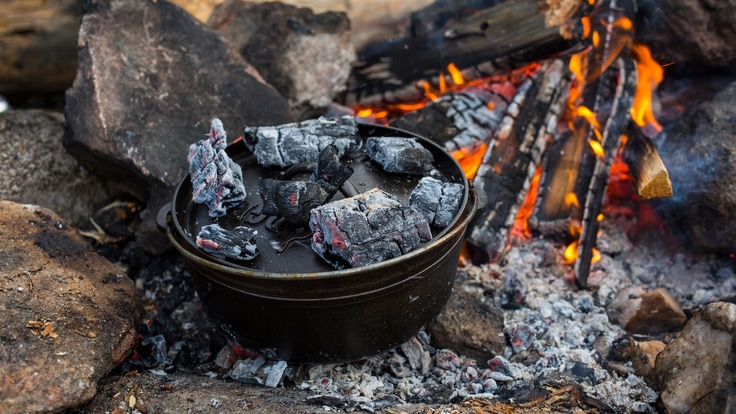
63 0 295 252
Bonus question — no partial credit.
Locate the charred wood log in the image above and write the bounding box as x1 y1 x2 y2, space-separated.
365 137 435 175
187 119 246 217
259 179 328 225
465 59 571 263
389 81 519 152
346 0 586 107
310 188 432 268
310 145 355 199
243 116 361 167
531 0 637 238
573 56 637 287
196 223 259 261
409 177 465 229
622 124 673 199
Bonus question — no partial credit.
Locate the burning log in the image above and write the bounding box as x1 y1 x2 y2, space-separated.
365 137 435 175
196 223 259 261
309 188 432 268
310 145 354 199
573 56 638 287
389 81 519 153
466 59 571 262
243 116 361 167
409 177 465 229
188 119 246 217
622 125 673 199
259 179 328 225
346 0 585 106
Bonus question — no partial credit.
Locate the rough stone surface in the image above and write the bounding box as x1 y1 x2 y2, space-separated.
638 0 736 74
654 78 736 253
209 0 356 118
0 110 110 225
426 285 506 361
652 302 736 414
0 201 141 414
606 286 687 335
63 0 294 252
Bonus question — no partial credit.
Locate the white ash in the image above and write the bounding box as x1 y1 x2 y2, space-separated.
220 218 736 412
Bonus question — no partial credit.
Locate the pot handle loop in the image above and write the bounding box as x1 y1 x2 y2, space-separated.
156 203 173 233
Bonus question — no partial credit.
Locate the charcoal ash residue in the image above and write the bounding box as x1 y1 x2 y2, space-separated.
99 207 736 412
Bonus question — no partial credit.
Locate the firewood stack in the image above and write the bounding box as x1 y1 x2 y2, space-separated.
357 0 674 286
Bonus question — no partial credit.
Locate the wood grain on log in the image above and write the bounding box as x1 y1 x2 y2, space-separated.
347 0 584 107
466 60 571 263
623 125 673 199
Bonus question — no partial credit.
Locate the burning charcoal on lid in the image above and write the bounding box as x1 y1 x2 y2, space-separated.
409 177 464 229
196 223 258 261
187 119 246 217
259 179 328 225
365 137 434 175
310 145 354 199
309 188 432 268
243 116 361 168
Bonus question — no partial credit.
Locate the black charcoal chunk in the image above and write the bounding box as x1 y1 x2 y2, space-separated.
243 116 361 167
365 137 434 175
309 188 432 268
259 179 328 224
310 145 354 199
187 119 246 217
409 177 464 228
196 223 258 261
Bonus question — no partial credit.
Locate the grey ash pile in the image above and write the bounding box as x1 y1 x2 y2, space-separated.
98 205 736 413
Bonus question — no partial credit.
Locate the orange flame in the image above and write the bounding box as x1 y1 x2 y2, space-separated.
511 165 542 240
447 63 466 86
630 44 664 134
588 139 604 157
565 192 580 208
563 242 578 264
450 143 488 180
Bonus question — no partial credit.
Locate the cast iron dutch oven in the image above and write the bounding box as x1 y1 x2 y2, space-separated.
159 122 478 363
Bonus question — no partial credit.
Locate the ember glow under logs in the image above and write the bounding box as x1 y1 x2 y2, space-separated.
160 122 476 363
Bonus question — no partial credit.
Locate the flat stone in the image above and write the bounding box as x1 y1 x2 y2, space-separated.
209 0 356 118
654 78 736 253
606 286 687 335
0 110 110 225
652 301 736 414
0 201 141 414
426 285 506 361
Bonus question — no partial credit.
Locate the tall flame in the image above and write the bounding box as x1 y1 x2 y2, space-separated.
630 44 664 134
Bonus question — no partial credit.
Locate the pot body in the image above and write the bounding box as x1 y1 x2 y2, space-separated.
168 191 475 363
164 123 477 363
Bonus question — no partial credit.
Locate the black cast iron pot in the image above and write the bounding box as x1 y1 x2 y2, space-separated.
159 123 478 363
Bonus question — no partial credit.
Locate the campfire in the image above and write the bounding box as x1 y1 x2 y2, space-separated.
3 0 736 412
347 0 674 289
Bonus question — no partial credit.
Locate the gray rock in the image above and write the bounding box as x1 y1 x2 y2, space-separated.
63 0 295 252
209 0 356 118
652 302 736 414
0 110 109 225
426 286 506 360
637 0 736 74
0 201 141 414
606 286 687 335
654 79 736 253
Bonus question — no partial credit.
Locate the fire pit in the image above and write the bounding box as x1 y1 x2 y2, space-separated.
158 122 477 363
